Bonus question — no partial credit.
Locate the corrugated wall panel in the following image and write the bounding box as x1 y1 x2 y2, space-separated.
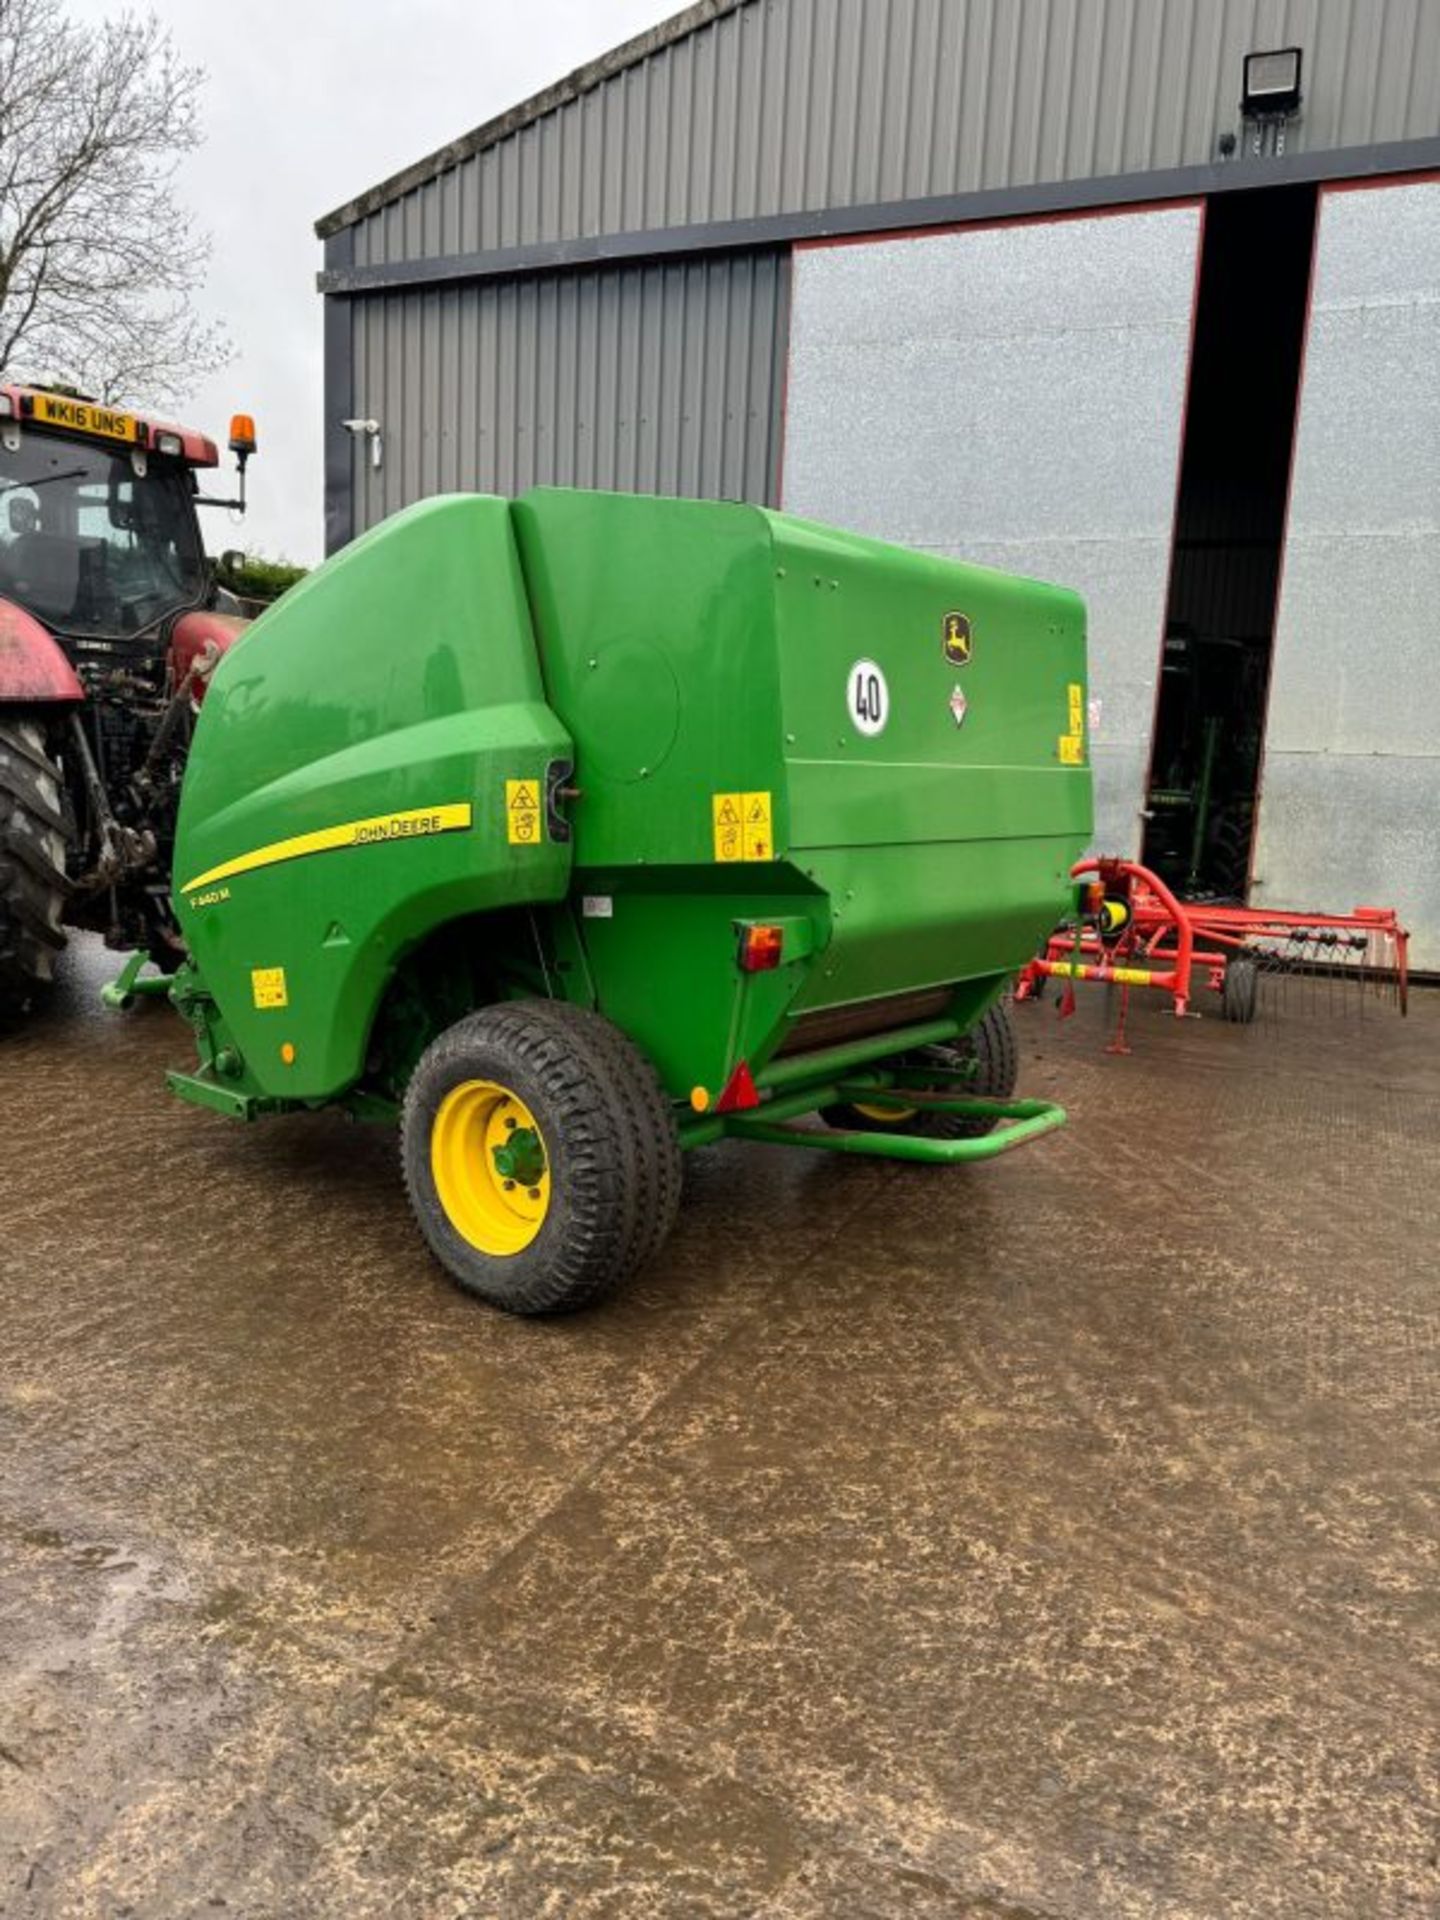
780 206 1204 860
346 250 787 535
344 0 1439 266
1252 174 1440 967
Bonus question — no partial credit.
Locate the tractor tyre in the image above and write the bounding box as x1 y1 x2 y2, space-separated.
1222 955 1259 1025
146 924 187 976
821 1000 1019 1140
401 1000 673 1315
0 720 70 1021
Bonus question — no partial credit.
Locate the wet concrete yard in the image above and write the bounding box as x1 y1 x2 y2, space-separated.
2 939 1437 1917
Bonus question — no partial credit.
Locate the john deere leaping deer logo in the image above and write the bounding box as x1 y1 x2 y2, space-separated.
942 611 973 666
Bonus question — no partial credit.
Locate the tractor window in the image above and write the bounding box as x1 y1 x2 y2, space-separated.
0 429 205 636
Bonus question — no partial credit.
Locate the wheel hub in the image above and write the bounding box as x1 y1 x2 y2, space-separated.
491 1123 546 1188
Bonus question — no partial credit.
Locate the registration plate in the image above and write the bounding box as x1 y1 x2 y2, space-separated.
30 393 142 443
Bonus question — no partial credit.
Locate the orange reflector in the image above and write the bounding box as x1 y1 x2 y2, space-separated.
739 922 784 972
229 412 257 455
280 1041 296 1065
689 1085 711 1113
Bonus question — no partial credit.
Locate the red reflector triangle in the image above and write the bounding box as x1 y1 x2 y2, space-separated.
715 1060 759 1112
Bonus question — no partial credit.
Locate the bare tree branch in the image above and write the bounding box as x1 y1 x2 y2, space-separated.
0 0 229 407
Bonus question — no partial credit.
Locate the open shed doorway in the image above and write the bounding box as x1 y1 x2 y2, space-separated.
1143 183 1317 898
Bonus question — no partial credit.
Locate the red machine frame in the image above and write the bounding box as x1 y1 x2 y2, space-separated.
1015 857 1409 1037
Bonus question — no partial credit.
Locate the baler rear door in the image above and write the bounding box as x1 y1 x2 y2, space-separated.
768 511 1091 1017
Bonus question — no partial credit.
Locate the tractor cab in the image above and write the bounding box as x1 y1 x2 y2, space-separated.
0 386 253 647
0 385 259 1012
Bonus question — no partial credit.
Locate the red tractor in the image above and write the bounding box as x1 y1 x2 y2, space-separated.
0 384 257 1018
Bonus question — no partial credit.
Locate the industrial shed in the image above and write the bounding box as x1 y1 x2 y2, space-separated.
316 0 1440 963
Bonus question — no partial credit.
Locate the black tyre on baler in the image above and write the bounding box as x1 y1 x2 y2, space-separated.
540 1000 683 1276
821 999 1020 1140
0 720 69 1020
401 999 681 1315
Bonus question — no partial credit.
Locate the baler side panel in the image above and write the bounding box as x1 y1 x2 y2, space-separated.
173 497 573 1099
511 490 820 1098
767 513 1092 1015
510 491 789 872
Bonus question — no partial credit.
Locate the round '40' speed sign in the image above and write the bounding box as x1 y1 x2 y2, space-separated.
847 658 889 737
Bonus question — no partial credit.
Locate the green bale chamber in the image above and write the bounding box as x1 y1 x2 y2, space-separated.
513 489 1091 1103
171 488 1090 1113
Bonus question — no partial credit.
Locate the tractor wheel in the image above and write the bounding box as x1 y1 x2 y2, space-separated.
821 1000 1019 1141
0 720 70 1020
1222 954 1259 1025
401 1000 677 1315
146 922 188 976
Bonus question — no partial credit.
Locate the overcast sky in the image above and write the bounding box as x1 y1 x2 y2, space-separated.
68 0 672 564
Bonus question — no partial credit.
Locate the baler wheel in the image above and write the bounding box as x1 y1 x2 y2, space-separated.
821 1001 1020 1141
0 721 70 1021
401 1000 673 1314
540 1002 682 1278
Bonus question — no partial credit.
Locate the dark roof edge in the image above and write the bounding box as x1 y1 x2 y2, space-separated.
315 0 749 239
315 135 1440 296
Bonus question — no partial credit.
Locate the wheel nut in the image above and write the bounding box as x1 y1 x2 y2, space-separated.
504 1116 517 1130
504 1179 516 1191
527 1188 541 1201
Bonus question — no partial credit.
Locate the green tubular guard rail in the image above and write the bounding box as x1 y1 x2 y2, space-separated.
681 1070 1067 1162
730 1093 1066 1162
678 1005 1066 1160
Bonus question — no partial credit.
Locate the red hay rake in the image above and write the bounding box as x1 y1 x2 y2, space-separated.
1015 856 1409 1053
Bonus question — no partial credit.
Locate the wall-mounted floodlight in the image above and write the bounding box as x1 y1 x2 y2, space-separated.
1242 47 1303 118
342 416 383 470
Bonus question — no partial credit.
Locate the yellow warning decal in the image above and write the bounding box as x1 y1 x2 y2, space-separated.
1059 682 1085 765
505 778 542 846
713 791 774 862
180 803 472 895
742 791 773 861
713 792 743 862
251 966 288 1010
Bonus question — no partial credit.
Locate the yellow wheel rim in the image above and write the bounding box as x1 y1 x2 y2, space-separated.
430 1078 550 1256
853 1099 919 1125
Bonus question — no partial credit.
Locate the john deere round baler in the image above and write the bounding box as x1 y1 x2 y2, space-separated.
155 489 1091 1313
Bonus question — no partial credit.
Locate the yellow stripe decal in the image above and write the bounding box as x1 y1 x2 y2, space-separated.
180 803 473 895
1049 961 1155 987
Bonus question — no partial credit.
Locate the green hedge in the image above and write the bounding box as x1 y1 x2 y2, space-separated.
215 553 308 603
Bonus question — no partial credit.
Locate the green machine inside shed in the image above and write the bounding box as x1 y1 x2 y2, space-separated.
130 489 1091 1313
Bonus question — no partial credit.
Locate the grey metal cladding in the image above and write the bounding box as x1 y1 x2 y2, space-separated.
1253 174 1440 968
322 228 356 554
781 205 1203 861
337 0 1440 264
345 248 788 534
